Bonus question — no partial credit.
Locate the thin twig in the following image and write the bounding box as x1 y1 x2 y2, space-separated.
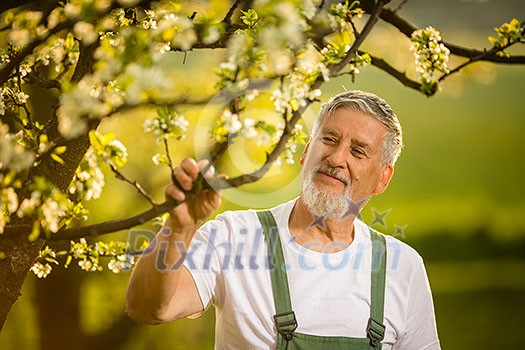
439 39 525 82
7 0 395 241
163 137 174 171
0 20 74 85
48 198 181 241
330 0 388 75
222 0 244 24
109 164 156 205
376 7 525 64
108 95 213 117
349 18 360 40
26 71 61 90
365 51 422 91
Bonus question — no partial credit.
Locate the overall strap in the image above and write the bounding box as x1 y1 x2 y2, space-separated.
367 228 387 349
256 210 298 342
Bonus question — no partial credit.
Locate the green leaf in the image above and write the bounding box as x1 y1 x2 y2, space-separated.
240 9 258 28
45 257 59 265
65 255 72 268
65 32 76 50
89 131 102 150
51 153 65 164
54 146 67 155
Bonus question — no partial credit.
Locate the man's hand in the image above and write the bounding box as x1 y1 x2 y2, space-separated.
126 158 221 323
164 158 222 231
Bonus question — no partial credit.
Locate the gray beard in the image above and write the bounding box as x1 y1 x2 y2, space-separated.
301 164 351 220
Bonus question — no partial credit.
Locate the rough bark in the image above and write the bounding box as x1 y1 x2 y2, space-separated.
33 255 138 350
0 43 97 332
0 236 44 331
34 261 85 350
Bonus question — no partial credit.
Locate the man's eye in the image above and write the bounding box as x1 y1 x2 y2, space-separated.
351 148 366 157
322 137 336 144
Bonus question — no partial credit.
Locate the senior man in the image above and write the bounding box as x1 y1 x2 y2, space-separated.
126 90 440 350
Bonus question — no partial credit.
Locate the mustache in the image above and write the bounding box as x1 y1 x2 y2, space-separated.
315 164 350 186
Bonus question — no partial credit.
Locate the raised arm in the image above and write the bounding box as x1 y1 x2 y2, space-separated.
126 158 222 324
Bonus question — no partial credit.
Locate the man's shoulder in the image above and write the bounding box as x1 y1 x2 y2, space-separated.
358 220 425 266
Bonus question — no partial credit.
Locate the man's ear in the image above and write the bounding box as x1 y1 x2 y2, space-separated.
300 140 312 165
373 165 394 195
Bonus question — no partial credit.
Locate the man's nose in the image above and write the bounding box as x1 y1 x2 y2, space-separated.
325 143 347 168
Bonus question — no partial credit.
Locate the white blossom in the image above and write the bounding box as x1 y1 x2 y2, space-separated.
154 14 197 51
0 213 6 234
2 188 19 213
0 124 35 173
0 187 18 233
73 21 98 45
31 262 52 278
410 26 450 84
78 258 96 271
69 149 105 201
41 198 66 233
124 63 172 104
19 63 32 77
202 25 221 45
245 89 259 101
151 153 162 165
300 0 318 20
17 196 39 218
9 29 31 47
108 254 134 273
222 111 242 134
0 90 5 116
242 118 258 139
64 3 81 18
58 86 98 138
14 91 29 104
71 238 87 258
142 10 157 30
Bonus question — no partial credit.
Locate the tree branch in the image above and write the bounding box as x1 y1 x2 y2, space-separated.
47 199 180 241
375 7 525 64
108 95 213 117
222 0 244 24
109 164 155 206
330 0 389 75
8 0 397 242
0 20 74 86
365 51 423 91
0 0 54 14
439 38 525 81
26 71 61 90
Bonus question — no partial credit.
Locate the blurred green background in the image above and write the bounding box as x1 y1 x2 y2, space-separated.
2 0 525 349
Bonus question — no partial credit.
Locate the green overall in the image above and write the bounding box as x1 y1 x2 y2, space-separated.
256 211 387 350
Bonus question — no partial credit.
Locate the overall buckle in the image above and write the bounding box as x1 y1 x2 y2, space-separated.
367 317 385 347
273 311 297 341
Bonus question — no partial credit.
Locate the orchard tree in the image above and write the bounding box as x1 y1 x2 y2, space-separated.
0 0 524 331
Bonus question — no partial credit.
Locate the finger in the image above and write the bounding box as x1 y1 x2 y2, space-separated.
180 157 200 180
164 183 186 202
195 189 222 219
172 166 194 191
198 159 215 179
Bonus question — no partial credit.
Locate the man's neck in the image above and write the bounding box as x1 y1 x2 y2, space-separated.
288 197 357 253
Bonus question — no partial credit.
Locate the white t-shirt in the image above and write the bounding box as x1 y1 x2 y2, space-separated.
183 198 440 350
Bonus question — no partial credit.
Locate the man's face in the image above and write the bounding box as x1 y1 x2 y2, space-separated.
300 107 394 218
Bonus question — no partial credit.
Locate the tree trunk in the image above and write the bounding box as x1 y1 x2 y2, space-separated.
0 236 44 331
34 259 86 350
0 41 99 331
33 250 138 350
